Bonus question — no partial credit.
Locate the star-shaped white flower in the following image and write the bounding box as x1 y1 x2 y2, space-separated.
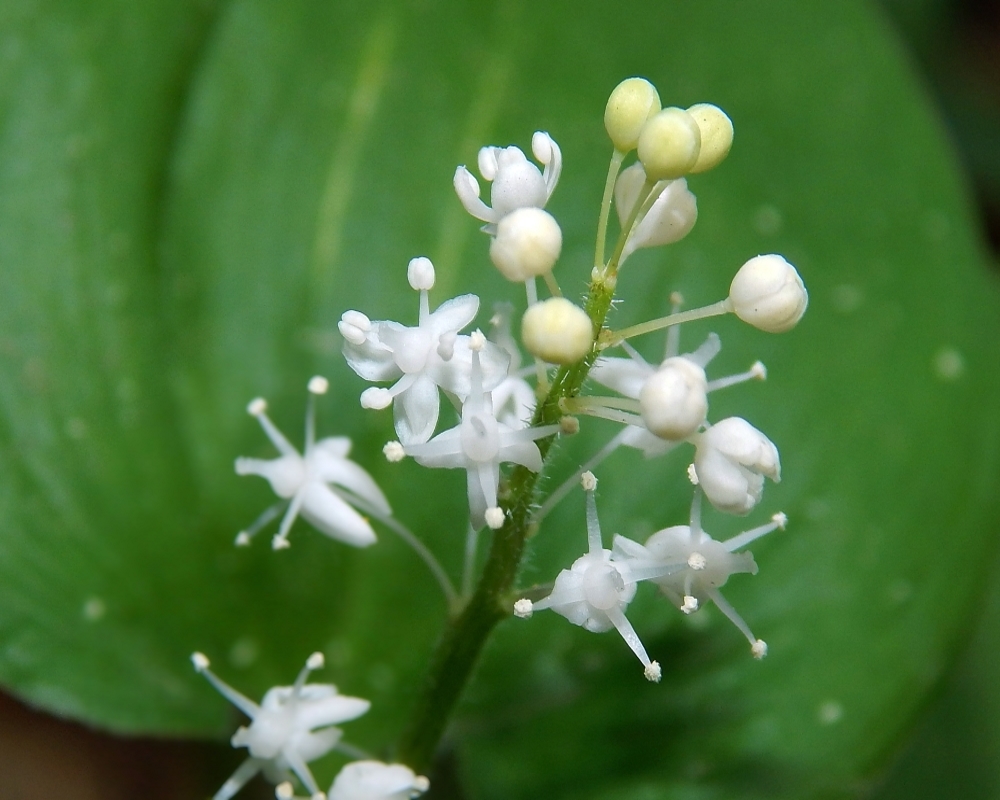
515 473 661 682
611 490 785 658
192 651 370 800
453 132 562 232
400 331 558 530
235 377 390 550
339 257 508 445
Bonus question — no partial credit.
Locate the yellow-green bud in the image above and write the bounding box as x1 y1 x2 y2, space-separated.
604 78 661 153
521 298 592 364
686 103 734 173
636 108 701 181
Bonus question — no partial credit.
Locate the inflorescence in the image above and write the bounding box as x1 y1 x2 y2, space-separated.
196 75 808 799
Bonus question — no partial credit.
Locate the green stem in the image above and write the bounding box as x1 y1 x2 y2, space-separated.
395 273 617 771
595 149 625 268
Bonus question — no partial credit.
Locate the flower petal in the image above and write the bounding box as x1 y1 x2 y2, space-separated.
393 373 440 445
300 484 377 547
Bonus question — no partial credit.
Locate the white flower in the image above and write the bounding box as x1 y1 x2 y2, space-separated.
192 652 370 800
517 473 661 682
453 132 562 232
235 378 390 550
403 331 558 530
329 761 430 800
614 162 697 263
612 491 785 657
339 258 508 445
692 416 780 515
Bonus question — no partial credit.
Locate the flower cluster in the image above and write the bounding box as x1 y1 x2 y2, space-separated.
204 75 808 798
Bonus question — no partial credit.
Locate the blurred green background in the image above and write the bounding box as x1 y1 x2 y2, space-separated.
0 1 999 798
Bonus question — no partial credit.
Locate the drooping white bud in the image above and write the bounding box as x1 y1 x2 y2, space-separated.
406 256 436 291
637 108 701 181
693 417 780 515
615 164 697 261
729 254 808 333
604 77 662 152
638 357 708 440
489 207 562 281
686 103 734 174
521 297 592 364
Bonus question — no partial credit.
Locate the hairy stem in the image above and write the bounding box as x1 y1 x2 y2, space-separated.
396 273 617 771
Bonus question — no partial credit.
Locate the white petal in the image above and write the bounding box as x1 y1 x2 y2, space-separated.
590 356 652 399
300 483 377 547
454 166 495 222
311 449 391 516
393 374 440 445
342 321 403 382
427 294 480 338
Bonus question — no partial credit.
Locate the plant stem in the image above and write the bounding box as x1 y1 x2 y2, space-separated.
395 273 617 771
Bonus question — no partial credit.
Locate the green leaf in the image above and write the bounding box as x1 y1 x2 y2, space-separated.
1 0 999 798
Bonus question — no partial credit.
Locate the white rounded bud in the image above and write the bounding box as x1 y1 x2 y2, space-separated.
521 297 592 364
637 108 701 181
638 357 708 440
729 254 808 333
604 77 661 152
489 207 562 282
407 256 436 290
686 103 734 173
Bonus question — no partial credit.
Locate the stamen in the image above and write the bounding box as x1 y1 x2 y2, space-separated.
191 653 260 718
513 598 534 618
271 491 306 550
687 332 722 368
706 586 759 648
722 513 786 552
707 360 767 392
249 402 299 458
235 501 286 546
585 481 603 554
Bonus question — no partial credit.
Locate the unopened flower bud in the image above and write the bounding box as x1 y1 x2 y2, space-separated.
615 163 698 261
637 108 701 181
604 77 661 152
489 207 562 282
407 256 436 290
686 103 734 173
639 357 708 440
729 254 808 333
521 297 592 364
